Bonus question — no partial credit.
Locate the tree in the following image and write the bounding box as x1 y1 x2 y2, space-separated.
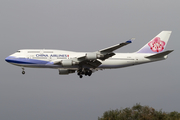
98 103 180 120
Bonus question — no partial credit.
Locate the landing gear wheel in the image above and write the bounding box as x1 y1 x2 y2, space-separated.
88 70 92 76
77 68 93 78
22 71 25 75
79 75 83 78
22 68 25 75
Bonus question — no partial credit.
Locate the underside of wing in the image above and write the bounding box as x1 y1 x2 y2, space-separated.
79 59 102 68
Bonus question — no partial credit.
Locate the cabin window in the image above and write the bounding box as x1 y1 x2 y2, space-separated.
28 51 40 53
43 51 53 53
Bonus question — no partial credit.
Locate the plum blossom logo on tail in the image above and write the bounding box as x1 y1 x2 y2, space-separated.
148 37 165 52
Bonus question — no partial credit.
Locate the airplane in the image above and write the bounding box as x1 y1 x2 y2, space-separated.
5 31 173 78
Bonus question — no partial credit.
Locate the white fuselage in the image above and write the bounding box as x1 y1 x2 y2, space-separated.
6 49 166 70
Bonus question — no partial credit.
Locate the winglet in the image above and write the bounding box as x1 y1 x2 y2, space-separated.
126 40 132 43
126 38 135 43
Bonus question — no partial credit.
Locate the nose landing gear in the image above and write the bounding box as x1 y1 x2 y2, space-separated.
22 68 25 75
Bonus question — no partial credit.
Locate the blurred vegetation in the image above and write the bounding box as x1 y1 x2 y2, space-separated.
98 103 180 120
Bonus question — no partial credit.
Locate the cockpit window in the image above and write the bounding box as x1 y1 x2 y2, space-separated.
16 51 21 53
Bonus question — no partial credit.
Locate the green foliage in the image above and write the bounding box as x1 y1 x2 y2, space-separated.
98 103 180 120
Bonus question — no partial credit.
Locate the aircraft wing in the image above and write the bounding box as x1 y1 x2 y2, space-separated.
98 38 134 60
77 39 133 66
99 38 134 54
53 39 133 68
53 57 102 68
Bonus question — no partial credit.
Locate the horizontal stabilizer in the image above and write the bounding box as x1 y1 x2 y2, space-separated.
145 50 174 58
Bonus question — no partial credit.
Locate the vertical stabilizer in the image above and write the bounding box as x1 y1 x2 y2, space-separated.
137 31 172 53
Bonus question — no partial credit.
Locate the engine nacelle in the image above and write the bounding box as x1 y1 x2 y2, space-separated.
85 52 104 60
59 69 75 75
61 60 77 67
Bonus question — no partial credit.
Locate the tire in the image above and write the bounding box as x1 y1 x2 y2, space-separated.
22 71 25 74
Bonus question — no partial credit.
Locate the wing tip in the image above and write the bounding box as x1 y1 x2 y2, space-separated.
126 40 132 43
126 38 135 43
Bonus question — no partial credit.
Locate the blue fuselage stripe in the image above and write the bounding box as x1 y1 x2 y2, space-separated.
5 56 49 65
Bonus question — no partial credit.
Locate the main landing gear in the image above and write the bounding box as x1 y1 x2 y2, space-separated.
77 69 92 78
22 68 25 75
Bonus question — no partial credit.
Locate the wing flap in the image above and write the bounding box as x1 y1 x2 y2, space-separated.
85 60 102 68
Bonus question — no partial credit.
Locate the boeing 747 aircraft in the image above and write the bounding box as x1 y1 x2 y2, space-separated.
5 31 173 78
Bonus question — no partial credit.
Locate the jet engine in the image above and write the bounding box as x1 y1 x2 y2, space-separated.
85 52 104 60
61 60 77 67
59 69 75 75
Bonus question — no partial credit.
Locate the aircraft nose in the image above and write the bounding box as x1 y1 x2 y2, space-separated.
5 56 10 62
5 56 14 63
